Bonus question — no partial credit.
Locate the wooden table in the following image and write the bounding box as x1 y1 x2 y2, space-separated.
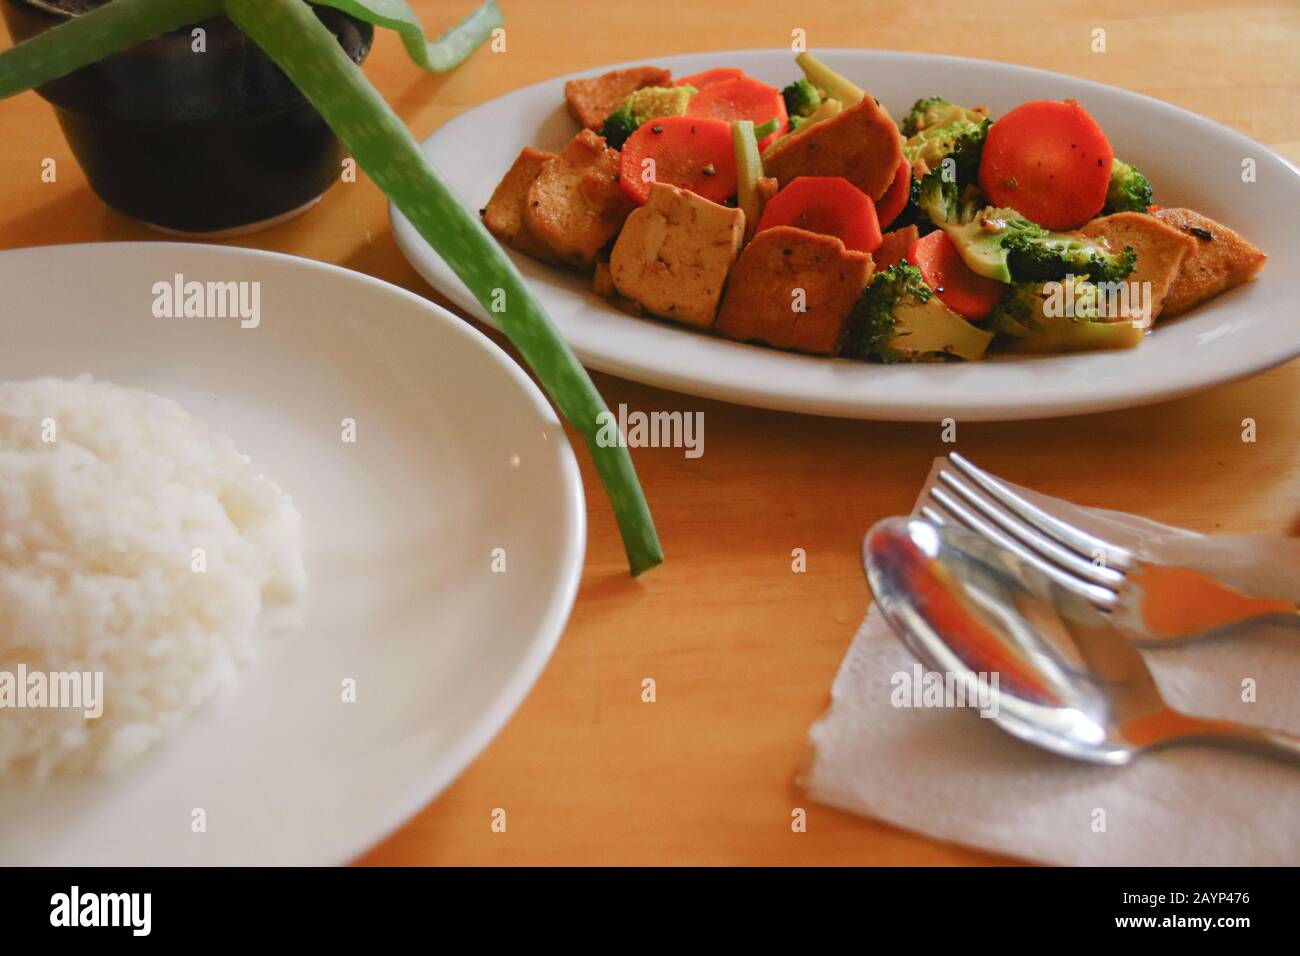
2 0 1296 866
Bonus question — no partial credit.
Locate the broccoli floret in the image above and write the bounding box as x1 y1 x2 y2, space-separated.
845 264 934 363
1005 231 1137 284
903 117 990 172
924 196 1138 285
983 282 1044 338
1102 158 1153 215
917 167 985 227
782 77 822 118
900 120 989 232
918 118 988 180
601 108 639 152
601 85 696 150
902 96 948 136
984 280 1146 353
844 264 993 363
901 97 987 137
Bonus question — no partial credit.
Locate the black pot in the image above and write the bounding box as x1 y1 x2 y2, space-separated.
1 0 373 234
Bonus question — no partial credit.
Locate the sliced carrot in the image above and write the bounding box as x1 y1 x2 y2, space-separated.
874 157 912 230
618 115 737 205
757 176 882 253
906 229 1005 319
685 76 788 150
978 99 1114 230
676 67 744 89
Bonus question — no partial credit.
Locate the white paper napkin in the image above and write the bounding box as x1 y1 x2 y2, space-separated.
801 458 1300 866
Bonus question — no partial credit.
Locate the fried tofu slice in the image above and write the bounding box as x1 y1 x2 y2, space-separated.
1081 212 1197 325
1153 208 1267 317
564 66 673 131
761 96 903 200
482 146 559 262
524 130 634 271
714 226 874 354
874 225 919 271
609 183 745 328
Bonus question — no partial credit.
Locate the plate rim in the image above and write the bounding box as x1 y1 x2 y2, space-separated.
0 240 588 865
391 47 1300 422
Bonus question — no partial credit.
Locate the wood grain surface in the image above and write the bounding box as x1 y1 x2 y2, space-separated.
1 0 1296 865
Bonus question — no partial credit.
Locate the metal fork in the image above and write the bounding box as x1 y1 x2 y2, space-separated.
919 453 1300 646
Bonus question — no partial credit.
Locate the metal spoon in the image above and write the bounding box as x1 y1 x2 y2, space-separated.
863 516 1300 767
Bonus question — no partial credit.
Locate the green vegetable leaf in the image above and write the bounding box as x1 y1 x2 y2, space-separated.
226 0 662 575
0 0 225 99
313 0 502 72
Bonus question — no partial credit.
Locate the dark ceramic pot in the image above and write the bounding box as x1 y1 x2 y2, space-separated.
1 0 373 234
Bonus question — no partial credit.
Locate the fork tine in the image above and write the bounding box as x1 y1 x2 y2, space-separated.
937 467 1126 589
948 452 1133 571
919 504 951 526
928 485 1120 609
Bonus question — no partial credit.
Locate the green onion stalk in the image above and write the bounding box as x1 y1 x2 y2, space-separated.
312 0 503 72
0 0 225 97
0 0 663 575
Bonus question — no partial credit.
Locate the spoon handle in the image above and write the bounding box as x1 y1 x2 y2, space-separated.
1169 714 1300 767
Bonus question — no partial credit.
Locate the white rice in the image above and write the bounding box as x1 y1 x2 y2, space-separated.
0 377 305 779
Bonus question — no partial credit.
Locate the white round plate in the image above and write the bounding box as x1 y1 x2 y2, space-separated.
392 49 1300 421
0 242 585 865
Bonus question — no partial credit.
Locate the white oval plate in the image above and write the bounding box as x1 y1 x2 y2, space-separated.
393 49 1300 421
0 242 585 865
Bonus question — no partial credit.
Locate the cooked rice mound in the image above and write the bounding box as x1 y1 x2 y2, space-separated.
0 377 305 779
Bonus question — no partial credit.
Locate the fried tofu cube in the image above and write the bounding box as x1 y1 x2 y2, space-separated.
482 146 559 262
873 225 919 271
524 130 634 271
608 183 745 328
1153 208 1267 317
592 260 616 299
714 226 874 354
1080 212 1196 324
564 66 673 130
762 96 903 200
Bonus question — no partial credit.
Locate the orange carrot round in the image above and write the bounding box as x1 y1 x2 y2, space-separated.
757 176 882 253
676 67 744 89
685 76 788 150
618 115 737 205
978 99 1113 230
874 157 912 230
906 229 1005 319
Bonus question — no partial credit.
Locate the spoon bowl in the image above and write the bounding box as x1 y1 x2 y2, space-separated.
863 517 1300 767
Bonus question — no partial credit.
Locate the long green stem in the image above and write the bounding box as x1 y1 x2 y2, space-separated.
0 0 224 99
313 0 502 72
225 0 663 575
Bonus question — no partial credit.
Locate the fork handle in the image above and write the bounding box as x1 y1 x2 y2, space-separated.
1166 713 1300 767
